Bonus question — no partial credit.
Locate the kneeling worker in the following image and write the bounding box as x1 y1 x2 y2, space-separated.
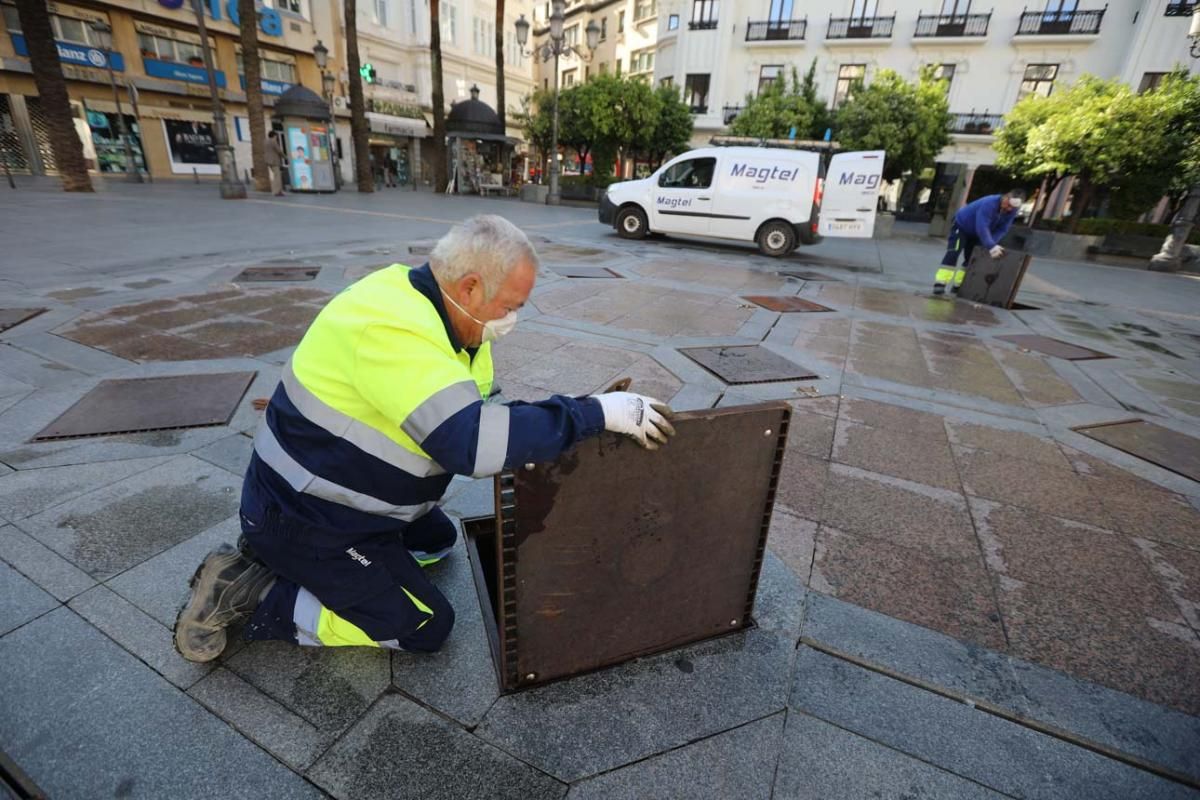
933 188 1025 295
174 215 676 661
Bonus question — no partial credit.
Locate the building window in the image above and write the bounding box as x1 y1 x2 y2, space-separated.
600 17 607 40
850 0 878 19
631 48 655 74
563 68 577 87
769 0 793 22
472 17 494 55
684 73 710 113
834 64 865 107
599 61 608 74
585 65 590 80
615 59 622 75
1019 63 1058 99
267 0 304 15
440 1 457 45
5 9 108 46
933 63 955 93
374 0 389 27
634 0 656 21
1044 0 1078 13
759 64 783 93
940 0 971 13
1138 72 1167 93
237 54 297 83
667 14 679 29
564 24 579 46
138 31 205 65
660 76 674 88
618 10 625 31
691 0 718 28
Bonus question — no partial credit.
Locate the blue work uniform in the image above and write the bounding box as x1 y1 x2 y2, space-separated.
242 263 606 651
935 194 1018 288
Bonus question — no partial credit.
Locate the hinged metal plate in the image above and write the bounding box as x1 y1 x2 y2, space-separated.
233 266 320 282
550 266 624 279
465 402 790 692
1074 419 1200 483
742 295 835 313
781 270 839 281
0 308 47 334
996 334 1113 361
680 345 817 384
31 371 256 441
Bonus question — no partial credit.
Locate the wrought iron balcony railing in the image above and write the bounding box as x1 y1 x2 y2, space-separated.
949 112 1003 135
827 14 895 39
1015 7 1105 35
914 11 991 37
745 17 807 41
1165 2 1198 16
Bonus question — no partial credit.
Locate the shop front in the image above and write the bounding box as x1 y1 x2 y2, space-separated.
445 85 520 195
365 109 428 189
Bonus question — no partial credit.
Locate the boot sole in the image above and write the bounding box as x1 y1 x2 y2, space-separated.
172 548 246 663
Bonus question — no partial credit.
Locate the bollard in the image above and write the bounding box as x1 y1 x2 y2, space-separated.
193 168 199 183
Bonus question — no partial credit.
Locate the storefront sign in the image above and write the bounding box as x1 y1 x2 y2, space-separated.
8 34 125 72
163 118 220 174
155 0 283 37
144 58 227 88
238 75 291 95
366 111 429 139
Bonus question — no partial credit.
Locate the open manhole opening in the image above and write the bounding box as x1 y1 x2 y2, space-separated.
550 266 624 279
408 244 434 256
234 266 320 282
742 295 835 313
0 308 48 334
680 345 817 385
781 270 839 282
995 334 1113 361
31 371 256 442
1008 302 1041 311
1074 419 1200 483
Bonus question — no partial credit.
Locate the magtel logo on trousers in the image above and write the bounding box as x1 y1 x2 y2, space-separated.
346 547 372 566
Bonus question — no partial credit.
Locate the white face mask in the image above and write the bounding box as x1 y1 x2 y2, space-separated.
442 290 518 343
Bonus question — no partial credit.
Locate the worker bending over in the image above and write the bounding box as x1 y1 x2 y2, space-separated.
934 188 1025 295
174 215 675 661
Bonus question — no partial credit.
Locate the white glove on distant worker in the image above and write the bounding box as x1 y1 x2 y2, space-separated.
989 245 1004 259
593 392 676 450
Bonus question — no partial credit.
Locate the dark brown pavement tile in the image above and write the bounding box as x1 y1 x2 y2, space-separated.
813 525 1006 650
785 409 836 460
774 453 829 522
944 421 1070 469
955 446 1114 529
1083 474 1200 552
837 396 947 439
831 419 961 490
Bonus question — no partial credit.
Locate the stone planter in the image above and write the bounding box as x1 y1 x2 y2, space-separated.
520 184 549 204
1002 229 1101 261
873 213 895 239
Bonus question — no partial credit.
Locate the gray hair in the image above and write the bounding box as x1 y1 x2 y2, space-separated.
429 215 539 299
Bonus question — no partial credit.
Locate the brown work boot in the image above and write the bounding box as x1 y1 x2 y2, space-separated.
174 544 276 663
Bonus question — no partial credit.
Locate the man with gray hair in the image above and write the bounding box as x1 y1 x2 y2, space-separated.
174 215 675 662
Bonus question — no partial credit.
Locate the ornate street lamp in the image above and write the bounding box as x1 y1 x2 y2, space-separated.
313 39 341 189
189 0 245 198
88 20 141 182
515 3 599 205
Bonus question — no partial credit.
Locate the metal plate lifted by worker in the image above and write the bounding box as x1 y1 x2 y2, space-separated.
957 249 1033 309
463 401 791 692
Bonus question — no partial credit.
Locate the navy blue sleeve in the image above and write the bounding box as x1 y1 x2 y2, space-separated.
420 395 606 476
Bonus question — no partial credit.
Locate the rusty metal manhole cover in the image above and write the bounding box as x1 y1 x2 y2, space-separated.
995 334 1113 361
1074 420 1200 483
550 266 623 279
234 266 320 282
680 345 817 384
31 371 256 442
781 270 839 282
0 308 47 333
742 296 834 313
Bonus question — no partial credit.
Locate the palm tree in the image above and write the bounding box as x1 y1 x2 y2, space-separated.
14 0 91 191
345 0 373 192
494 0 505 132
429 0 448 192
238 0 269 192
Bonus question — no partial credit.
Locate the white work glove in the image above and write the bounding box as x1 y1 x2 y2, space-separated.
593 392 676 450
989 245 1004 259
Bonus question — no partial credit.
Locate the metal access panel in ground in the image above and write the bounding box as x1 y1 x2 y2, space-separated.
464 401 790 693
958 249 1032 308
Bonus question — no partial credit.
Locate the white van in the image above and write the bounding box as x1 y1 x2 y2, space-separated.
598 146 886 257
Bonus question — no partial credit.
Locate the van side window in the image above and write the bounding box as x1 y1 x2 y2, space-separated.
658 157 716 189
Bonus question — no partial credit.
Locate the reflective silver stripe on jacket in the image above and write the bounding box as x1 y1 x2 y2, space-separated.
472 403 511 477
401 380 483 443
280 363 445 478
254 423 437 521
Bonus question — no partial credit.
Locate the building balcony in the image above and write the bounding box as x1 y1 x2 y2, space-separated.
688 20 718 30
745 18 807 41
949 112 1003 135
722 104 742 124
1015 8 1105 36
826 14 895 40
913 12 991 38
1165 1 1198 15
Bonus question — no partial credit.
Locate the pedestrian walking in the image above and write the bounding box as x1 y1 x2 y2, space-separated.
934 189 1025 295
266 130 285 196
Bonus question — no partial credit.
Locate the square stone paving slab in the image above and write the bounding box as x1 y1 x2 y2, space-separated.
0 607 324 799
944 420 1069 468
308 693 566 800
0 308 47 334
832 418 961 490
995 334 1114 361
1075 419 1200 484
0 559 57 635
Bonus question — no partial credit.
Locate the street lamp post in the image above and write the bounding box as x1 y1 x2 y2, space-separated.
313 40 341 189
89 21 141 183
1150 7 1200 272
515 5 599 205
189 0 245 199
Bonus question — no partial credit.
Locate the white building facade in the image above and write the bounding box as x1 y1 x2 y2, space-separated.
530 0 661 91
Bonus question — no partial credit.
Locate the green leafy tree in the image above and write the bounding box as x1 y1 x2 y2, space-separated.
833 67 952 182
608 75 658 173
644 84 694 168
730 61 826 141
514 91 553 176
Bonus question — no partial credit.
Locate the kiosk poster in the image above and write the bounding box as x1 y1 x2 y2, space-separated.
163 119 219 174
287 126 313 190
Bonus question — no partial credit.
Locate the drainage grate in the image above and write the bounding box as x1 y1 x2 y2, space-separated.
31 371 256 442
781 270 839 282
550 266 623 279
0 308 47 334
680 345 817 384
995 334 1112 361
233 266 320 282
742 296 834 313
1074 419 1200 483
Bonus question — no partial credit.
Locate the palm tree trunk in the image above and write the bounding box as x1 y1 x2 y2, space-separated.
344 0 373 192
15 0 91 191
238 0 269 192
494 0 505 132
430 1 448 192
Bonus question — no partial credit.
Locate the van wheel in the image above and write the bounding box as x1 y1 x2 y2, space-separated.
757 221 796 257
616 206 648 240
